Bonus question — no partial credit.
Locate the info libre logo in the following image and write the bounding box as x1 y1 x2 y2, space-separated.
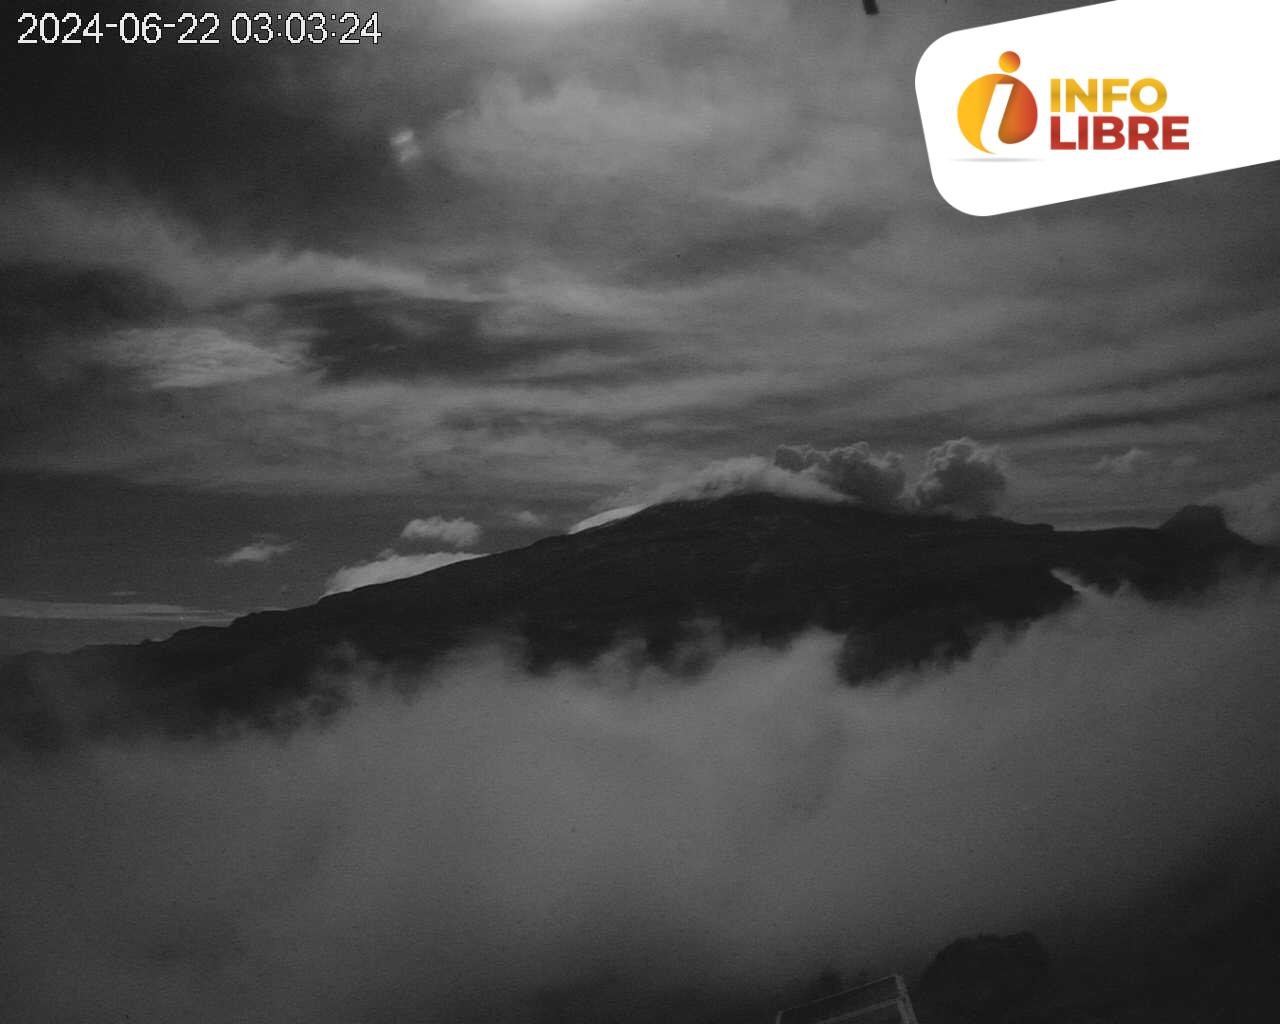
916 0 1278 215
957 52 1190 155
957 51 1038 153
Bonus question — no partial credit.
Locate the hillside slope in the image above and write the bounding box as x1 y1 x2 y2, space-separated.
1 494 1266 747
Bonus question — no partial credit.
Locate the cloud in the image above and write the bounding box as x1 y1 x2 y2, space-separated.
329 519 487 595
3 1 1279 525
216 538 296 567
566 440 1012 536
1214 471 1280 546
512 510 547 529
568 504 648 534
0 597 232 624
1091 447 1154 476
323 550 483 595
568 456 847 533
106 327 301 390
0 188 457 310
2 581 1279 1022
911 438 1009 516
774 443 906 510
390 128 423 168
400 516 483 549
659 455 848 504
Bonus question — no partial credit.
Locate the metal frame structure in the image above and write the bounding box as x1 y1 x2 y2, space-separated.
775 974 920 1024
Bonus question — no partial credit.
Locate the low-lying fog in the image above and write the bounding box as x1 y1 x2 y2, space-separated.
3 580 1279 1023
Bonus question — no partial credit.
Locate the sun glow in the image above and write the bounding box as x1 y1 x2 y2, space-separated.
484 0 611 20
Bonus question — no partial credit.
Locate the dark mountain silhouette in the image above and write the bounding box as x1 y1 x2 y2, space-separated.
0 494 1268 749
917 932 1053 1024
1157 503 1237 546
910 889 1280 1024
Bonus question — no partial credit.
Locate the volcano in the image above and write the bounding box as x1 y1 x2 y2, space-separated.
1 494 1267 749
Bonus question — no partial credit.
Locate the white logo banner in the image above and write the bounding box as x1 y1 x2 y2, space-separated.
915 0 1280 215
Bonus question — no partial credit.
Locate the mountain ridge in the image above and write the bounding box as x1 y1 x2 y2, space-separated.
1 494 1269 749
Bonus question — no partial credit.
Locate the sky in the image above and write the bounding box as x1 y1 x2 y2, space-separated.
3 0 1279 654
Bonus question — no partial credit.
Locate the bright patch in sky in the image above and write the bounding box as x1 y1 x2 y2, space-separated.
484 0 610 19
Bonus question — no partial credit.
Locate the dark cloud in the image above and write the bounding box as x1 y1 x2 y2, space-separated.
620 207 890 287
0 264 177 417
0 4 472 247
281 291 490 381
0 263 175 338
275 290 636 383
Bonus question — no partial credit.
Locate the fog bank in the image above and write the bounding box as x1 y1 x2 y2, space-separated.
2 582 1279 1023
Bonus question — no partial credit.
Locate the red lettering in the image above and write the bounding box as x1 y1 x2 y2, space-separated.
1092 115 1125 150
1128 116 1160 150
1162 115 1190 150
1043 114 1191 153
1050 115 1077 150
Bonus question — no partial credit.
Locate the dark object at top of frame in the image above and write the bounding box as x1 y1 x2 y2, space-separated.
777 974 919 1024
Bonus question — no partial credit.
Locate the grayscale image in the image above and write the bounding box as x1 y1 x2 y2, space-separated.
2 3 1278 1022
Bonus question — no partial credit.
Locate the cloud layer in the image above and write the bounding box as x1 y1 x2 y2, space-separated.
775 442 907 510
4 0 1278 531
4 581 1279 1023
573 438 1011 532
774 438 1009 515
0 597 232 624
